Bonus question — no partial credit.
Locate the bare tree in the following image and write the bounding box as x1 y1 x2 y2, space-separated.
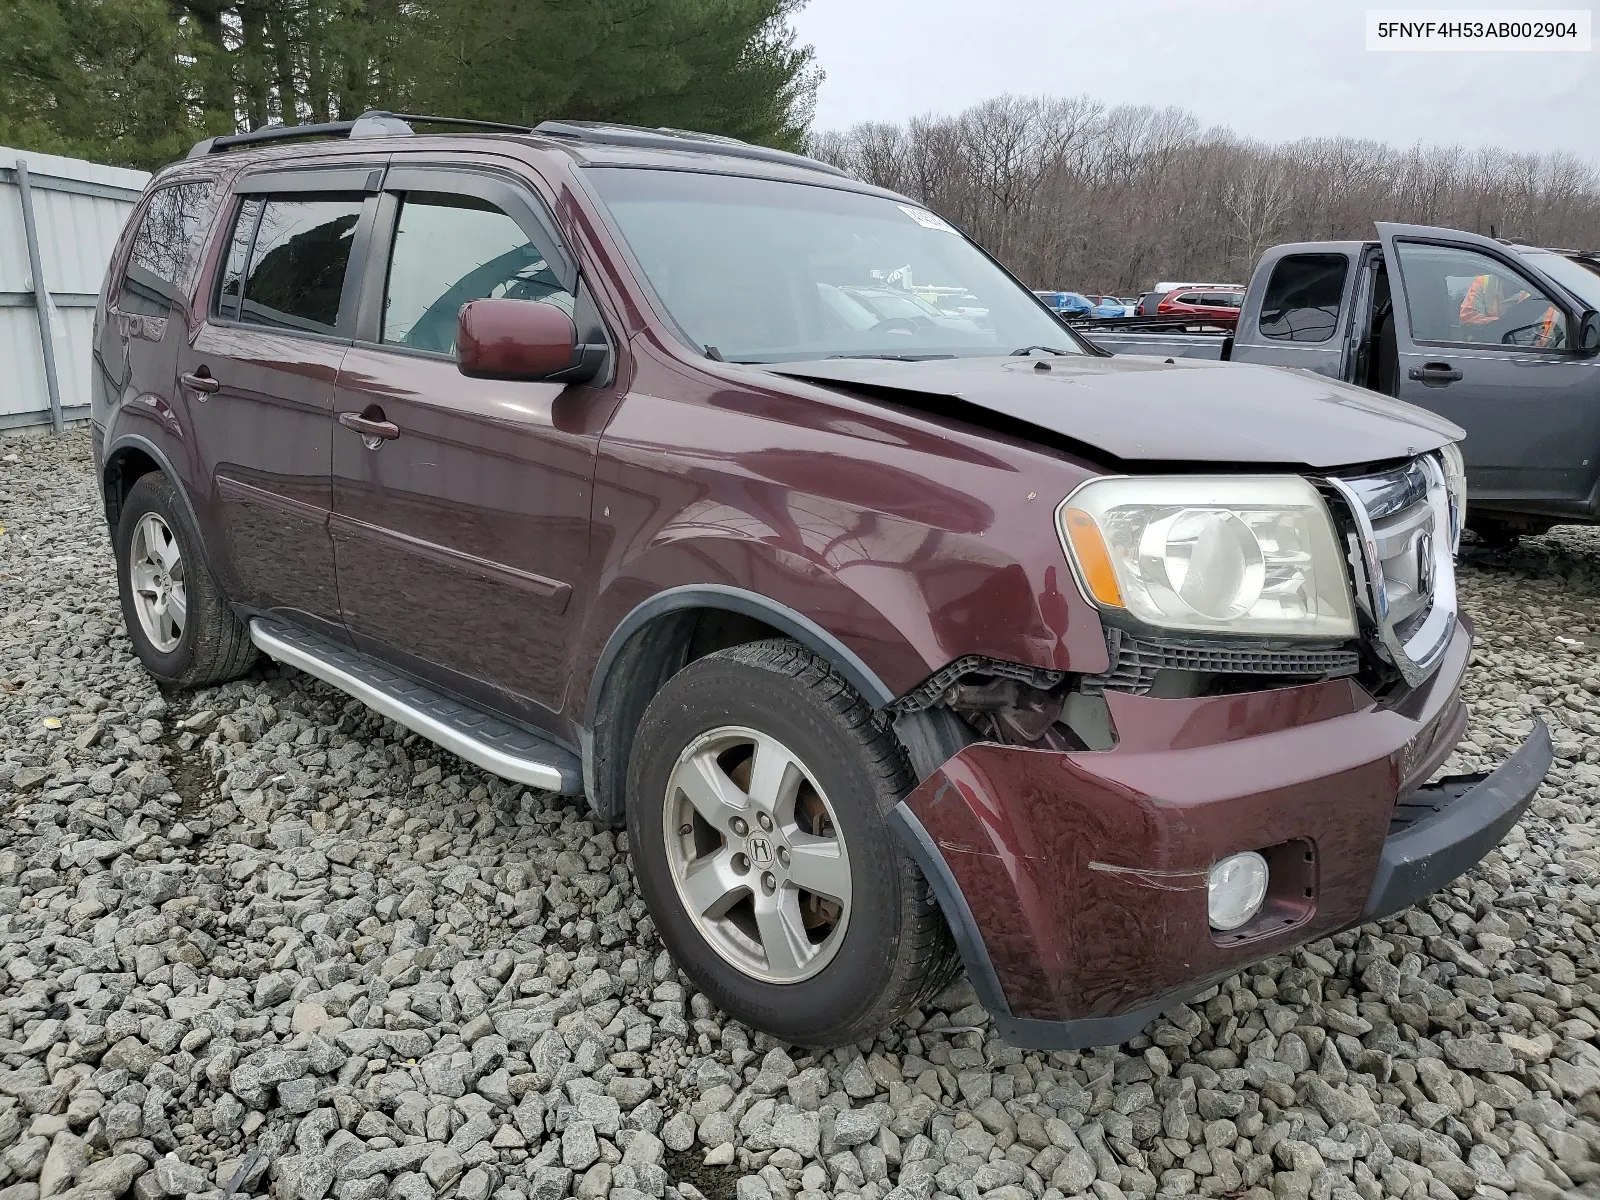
810 93 1600 292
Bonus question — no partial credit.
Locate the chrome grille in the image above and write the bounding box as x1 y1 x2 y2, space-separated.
1326 454 1458 687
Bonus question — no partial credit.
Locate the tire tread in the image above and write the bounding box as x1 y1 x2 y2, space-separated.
118 473 259 689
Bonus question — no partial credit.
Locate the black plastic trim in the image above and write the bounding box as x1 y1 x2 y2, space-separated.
887 802 1199 1050
101 434 209 558
232 165 387 195
1364 717 1550 919
585 584 896 729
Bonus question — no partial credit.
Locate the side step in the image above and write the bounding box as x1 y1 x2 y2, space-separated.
249 619 582 795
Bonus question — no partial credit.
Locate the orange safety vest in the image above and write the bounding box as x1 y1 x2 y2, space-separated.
1459 274 1500 324
1535 305 1562 347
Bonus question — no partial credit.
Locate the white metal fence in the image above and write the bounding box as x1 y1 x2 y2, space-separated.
0 147 150 432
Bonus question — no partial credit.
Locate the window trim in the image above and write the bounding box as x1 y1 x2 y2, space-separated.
1392 236 1578 357
206 189 381 344
1258 252 1350 345
231 164 385 196
351 166 579 356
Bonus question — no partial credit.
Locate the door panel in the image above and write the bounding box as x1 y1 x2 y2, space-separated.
179 189 377 637
331 348 597 717
330 179 612 721
1232 249 1355 378
180 324 346 632
1378 223 1600 506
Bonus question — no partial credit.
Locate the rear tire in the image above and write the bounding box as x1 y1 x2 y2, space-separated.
626 639 959 1047
115 473 258 689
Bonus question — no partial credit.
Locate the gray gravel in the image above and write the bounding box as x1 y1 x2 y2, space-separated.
2 427 1599 1200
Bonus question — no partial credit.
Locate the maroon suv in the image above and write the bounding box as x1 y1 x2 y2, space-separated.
92 112 1550 1049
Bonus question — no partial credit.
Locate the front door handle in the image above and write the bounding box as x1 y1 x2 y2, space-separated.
180 369 220 395
1408 362 1463 387
339 410 400 449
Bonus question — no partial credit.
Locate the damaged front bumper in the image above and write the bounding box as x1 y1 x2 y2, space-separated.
889 619 1552 1050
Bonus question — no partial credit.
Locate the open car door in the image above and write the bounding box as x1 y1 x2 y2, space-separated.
1376 221 1600 512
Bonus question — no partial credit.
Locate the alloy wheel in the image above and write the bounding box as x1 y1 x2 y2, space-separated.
128 512 187 653
662 725 852 983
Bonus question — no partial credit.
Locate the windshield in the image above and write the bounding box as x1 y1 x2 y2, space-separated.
1518 249 1600 309
586 168 1083 363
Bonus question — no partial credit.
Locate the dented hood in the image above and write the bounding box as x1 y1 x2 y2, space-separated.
762 353 1462 468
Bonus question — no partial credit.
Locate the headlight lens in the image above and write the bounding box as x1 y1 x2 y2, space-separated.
1439 442 1466 554
1058 476 1356 638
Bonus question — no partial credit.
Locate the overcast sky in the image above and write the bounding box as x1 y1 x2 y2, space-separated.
791 0 1599 158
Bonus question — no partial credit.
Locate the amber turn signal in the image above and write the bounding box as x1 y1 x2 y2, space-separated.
1060 508 1124 608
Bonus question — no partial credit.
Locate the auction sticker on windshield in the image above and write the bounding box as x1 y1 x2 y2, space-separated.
899 205 959 233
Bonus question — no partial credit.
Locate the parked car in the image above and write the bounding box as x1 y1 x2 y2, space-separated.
1136 281 1232 316
1084 227 1600 544
1089 295 1135 317
93 114 1549 1050
1036 290 1124 319
1155 286 1246 322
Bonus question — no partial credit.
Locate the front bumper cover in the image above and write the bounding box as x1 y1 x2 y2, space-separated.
892 664 1550 1051
1365 720 1550 921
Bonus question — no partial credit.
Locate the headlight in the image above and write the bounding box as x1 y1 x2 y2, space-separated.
1439 442 1466 554
1057 476 1356 638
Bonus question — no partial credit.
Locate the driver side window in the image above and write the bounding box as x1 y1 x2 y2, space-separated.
382 191 571 355
1394 242 1567 350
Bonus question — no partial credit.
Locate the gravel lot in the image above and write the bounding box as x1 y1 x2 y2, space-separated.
1 428 1598 1200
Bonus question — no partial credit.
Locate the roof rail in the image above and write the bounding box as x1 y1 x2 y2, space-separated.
532 120 849 178
186 110 537 159
187 111 412 158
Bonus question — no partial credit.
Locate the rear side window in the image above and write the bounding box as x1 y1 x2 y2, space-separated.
220 195 365 334
1175 292 1202 305
381 192 571 355
1260 254 1348 343
118 182 215 317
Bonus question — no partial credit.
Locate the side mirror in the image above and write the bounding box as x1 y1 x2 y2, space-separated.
456 298 604 383
1579 309 1600 356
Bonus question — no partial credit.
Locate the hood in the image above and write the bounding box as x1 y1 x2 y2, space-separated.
759 354 1462 469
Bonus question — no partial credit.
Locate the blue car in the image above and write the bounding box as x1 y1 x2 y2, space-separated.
1034 290 1125 319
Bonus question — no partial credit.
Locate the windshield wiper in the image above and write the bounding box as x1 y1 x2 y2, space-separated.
1009 345 1072 356
826 353 958 362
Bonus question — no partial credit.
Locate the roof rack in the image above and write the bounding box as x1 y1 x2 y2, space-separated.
532 120 848 178
187 111 849 180
187 110 534 158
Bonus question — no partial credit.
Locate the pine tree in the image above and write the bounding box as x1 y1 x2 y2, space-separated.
0 0 820 170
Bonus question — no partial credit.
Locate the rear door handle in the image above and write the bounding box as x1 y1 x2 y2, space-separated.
339 410 400 448
1408 362 1463 386
180 369 220 394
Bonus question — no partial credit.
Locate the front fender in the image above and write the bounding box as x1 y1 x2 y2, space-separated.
568 536 925 726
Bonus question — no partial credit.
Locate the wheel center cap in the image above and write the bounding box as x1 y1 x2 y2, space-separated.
748 836 774 869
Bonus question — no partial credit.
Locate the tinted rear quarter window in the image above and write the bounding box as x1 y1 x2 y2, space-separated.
1260 254 1348 342
224 195 365 334
118 181 216 317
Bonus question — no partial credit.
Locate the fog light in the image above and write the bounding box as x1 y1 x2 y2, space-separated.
1208 852 1269 930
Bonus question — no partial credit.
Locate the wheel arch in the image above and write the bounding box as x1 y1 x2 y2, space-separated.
580 585 896 827
101 434 206 555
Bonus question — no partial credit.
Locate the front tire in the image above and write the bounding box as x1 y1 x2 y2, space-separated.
115 473 257 689
626 639 959 1047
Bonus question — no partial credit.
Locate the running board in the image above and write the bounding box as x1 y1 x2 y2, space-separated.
248 619 581 795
